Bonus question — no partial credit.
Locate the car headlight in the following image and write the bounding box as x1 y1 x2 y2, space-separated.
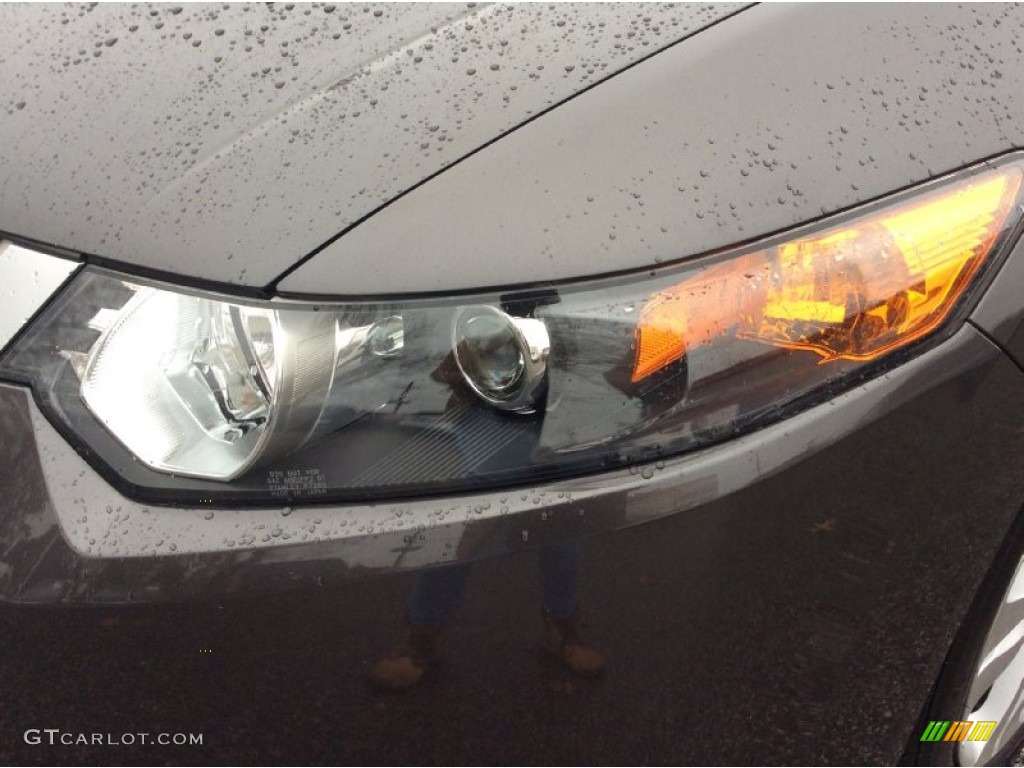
78 288 338 480
1 157 1021 505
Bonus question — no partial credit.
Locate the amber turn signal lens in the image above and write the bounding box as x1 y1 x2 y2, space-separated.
632 166 1023 382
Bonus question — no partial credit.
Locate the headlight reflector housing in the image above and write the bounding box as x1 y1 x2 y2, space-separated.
633 167 1021 381
1 157 1020 505
80 287 337 480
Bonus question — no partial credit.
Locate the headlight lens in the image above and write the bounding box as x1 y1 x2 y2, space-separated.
452 305 550 412
79 287 336 479
1 157 1020 504
632 168 1021 380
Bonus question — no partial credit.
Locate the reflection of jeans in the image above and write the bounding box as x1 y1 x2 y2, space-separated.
408 537 582 624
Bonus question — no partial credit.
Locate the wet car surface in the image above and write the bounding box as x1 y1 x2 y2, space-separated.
2 3 1024 766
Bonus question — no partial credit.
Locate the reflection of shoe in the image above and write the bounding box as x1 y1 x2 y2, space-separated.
368 622 446 692
541 610 606 677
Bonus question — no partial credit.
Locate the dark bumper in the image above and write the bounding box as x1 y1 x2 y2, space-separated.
1 319 1022 763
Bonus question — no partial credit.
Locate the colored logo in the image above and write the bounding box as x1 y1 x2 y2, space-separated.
920 720 996 742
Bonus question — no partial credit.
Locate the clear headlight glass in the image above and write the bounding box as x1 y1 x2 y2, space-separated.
1 157 1021 505
78 287 336 479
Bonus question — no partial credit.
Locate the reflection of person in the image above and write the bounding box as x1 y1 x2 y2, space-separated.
369 349 605 692
369 537 605 691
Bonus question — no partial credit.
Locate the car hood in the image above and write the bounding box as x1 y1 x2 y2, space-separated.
0 2 741 288
280 2 1024 296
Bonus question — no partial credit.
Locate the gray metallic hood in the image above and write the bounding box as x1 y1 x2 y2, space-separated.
0 1 739 288
281 1 1024 296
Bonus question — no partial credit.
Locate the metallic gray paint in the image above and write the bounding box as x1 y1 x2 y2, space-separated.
0 2 740 287
1 4 1023 763
1 314 1023 765
0 321 1008 603
283 2 1024 295
973 238 1024 372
